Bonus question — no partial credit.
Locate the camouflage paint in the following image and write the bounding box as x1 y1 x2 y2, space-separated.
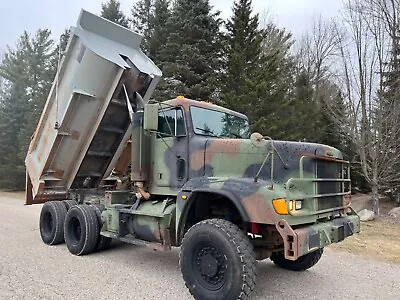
144 98 358 252
103 97 360 259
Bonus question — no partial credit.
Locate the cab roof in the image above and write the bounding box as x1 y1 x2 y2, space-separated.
162 97 248 120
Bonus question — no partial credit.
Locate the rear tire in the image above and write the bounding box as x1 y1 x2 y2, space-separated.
39 201 67 245
180 219 256 300
91 204 112 251
270 248 324 271
62 200 78 211
64 205 99 255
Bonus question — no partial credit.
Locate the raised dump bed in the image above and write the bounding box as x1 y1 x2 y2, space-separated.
25 10 162 204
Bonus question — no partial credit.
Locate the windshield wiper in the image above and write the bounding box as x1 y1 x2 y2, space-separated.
196 127 219 137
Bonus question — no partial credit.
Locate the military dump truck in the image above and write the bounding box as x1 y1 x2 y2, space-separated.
25 10 360 300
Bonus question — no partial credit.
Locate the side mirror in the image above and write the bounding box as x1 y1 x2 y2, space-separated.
143 103 159 131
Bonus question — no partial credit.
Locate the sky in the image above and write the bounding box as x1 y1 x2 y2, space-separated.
0 0 344 53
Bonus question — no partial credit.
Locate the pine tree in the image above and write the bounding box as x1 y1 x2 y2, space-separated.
241 22 295 137
0 84 29 189
220 1 302 138
0 34 31 189
315 81 345 146
101 0 129 28
148 0 170 61
131 0 171 61
18 30 56 161
155 0 222 101
131 0 154 52
286 70 315 141
220 0 264 113
0 30 56 189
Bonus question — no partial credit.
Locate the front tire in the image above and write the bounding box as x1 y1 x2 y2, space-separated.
39 201 67 245
64 205 99 255
180 219 256 300
270 248 324 271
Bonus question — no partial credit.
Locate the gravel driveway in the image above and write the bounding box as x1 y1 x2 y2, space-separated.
0 196 399 300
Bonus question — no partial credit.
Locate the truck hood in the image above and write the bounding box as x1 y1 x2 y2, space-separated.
192 138 343 182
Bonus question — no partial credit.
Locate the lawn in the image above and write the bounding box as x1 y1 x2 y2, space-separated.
330 221 400 264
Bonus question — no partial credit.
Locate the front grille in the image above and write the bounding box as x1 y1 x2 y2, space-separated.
316 160 343 210
285 155 350 216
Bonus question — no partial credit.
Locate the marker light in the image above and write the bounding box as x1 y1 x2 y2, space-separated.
272 198 289 215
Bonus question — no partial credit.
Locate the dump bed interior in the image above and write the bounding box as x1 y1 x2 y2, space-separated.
25 10 161 204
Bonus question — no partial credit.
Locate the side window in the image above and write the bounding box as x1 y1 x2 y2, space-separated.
157 109 185 137
176 109 185 135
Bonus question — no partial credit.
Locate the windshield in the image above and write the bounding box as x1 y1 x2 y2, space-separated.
190 106 250 139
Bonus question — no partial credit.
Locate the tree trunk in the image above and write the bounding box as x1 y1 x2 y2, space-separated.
371 182 380 216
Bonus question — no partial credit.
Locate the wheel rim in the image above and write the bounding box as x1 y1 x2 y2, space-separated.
193 242 227 291
42 211 53 235
69 217 82 245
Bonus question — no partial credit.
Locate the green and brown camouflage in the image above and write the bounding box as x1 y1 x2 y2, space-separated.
96 96 359 261
27 11 359 269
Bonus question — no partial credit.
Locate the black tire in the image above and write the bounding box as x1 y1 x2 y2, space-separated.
64 204 99 255
62 200 78 211
91 204 112 251
270 248 324 271
180 219 256 300
39 201 67 245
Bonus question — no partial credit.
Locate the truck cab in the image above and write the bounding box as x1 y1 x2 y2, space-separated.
133 96 360 251
148 97 249 193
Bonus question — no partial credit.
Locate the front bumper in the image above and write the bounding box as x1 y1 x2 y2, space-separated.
275 210 360 261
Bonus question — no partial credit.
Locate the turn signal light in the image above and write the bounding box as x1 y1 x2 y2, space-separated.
272 198 289 215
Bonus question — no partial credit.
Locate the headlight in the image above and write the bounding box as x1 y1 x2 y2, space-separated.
289 200 303 211
295 200 302 210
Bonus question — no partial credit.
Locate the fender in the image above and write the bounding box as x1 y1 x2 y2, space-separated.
176 187 251 244
175 178 258 244
175 177 291 244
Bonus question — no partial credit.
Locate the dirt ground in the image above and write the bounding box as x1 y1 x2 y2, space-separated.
330 221 400 263
330 193 400 264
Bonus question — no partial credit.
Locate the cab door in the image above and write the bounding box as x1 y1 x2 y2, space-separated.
151 107 188 190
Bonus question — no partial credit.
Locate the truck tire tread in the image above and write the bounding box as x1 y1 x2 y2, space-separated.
62 200 78 211
270 248 324 271
64 204 99 255
180 218 256 300
39 201 67 245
